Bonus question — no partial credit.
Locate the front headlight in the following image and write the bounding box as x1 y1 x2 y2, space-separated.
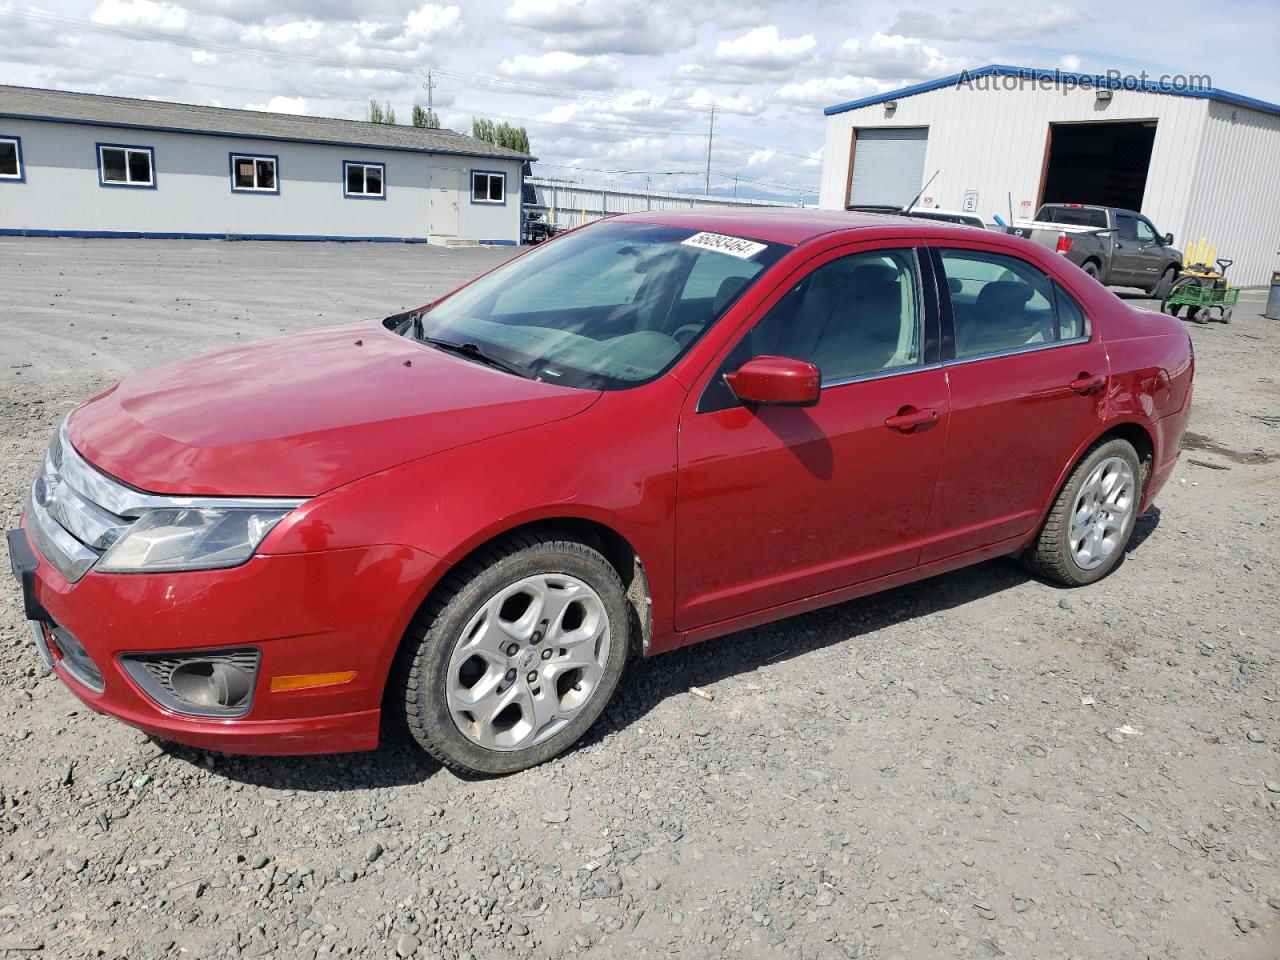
97 507 292 573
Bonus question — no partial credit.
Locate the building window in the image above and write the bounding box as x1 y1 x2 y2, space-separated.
230 154 278 193
471 170 505 204
344 161 385 199
0 136 23 182
98 144 154 188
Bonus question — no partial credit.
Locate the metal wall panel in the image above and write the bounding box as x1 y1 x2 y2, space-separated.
1182 102 1280 285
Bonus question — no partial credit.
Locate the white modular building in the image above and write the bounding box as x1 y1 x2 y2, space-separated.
818 65 1280 285
0 85 529 246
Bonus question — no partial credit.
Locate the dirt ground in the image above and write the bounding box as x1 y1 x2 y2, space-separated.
1 237 1277 960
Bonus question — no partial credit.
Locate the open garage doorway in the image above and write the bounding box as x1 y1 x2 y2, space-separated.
1039 120 1156 211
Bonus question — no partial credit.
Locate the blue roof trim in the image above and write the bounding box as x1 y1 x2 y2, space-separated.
823 64 1280 120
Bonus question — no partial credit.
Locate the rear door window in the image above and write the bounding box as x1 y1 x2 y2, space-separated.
939 249 1088 357
1038 206 1107 228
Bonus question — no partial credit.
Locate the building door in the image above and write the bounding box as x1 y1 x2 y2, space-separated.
429 165 460 236
1039 120 1156 212
846 128 928 208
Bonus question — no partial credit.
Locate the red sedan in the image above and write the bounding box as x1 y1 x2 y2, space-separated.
8 210 1193 774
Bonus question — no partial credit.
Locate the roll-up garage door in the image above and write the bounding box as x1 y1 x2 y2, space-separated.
847 128 928 207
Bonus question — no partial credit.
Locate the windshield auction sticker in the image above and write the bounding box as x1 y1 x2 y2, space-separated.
680 232 768 259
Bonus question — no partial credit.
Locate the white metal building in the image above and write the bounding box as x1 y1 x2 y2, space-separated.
819 65 1280 285
0 85 529 246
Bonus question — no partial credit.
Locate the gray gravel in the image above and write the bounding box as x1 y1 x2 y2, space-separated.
1 237 1278 960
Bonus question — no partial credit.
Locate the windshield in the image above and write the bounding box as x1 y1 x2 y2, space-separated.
410 220 789 390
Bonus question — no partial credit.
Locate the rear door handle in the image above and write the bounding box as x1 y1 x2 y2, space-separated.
1069 373 1106 395
884 407 939 432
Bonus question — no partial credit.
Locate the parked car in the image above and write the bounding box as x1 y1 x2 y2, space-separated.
8 210 1194 774
1008 204 1183 296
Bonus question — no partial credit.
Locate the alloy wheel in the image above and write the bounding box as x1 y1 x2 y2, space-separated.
1069 456 1136 570
445 574 611 751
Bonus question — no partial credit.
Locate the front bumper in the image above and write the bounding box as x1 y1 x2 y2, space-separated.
9 519 445 755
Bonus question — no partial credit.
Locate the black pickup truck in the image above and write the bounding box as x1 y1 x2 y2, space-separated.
1008 204 1184 297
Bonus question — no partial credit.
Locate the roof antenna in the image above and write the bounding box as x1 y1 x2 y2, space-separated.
901 170 939 214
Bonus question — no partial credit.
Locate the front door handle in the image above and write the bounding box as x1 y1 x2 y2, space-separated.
884 406 939 432
1069 373 1106 395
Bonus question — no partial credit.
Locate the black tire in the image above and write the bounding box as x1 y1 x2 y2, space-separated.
1081 261 1101 281
392 532 630 775
1024 438 1142 587
1152 266 1176 300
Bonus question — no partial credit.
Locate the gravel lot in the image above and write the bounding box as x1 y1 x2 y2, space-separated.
1 238 1277 960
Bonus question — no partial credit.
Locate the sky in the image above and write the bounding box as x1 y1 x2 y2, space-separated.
2 0 1277 201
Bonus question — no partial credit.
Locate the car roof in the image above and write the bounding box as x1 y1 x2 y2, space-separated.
614 206 936 246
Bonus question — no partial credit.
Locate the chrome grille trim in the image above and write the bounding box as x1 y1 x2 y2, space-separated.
26 487 98 583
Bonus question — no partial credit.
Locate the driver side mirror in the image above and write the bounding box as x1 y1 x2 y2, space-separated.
725 355 821 407
1163 232 1174 246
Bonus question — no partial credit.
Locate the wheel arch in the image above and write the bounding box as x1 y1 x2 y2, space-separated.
1035 419 1156 532
416 515 654 659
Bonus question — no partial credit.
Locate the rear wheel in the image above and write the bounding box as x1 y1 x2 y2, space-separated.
1024 438 1142 587
393 532 630 775
1081 261 1101 281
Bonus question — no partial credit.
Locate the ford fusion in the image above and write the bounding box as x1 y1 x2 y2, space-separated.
8 210 1193 774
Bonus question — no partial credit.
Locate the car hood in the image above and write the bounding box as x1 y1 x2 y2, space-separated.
67 322 599 497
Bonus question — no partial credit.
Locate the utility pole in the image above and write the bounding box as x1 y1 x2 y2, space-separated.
704 106 715 197
422 70 436 116
733 175 738 199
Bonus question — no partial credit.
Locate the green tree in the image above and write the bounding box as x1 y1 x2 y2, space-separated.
368 99 396 124
412 104 440 129
471 117 530 154
495 122 531 154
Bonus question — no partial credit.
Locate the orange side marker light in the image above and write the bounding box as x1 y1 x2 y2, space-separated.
269 671 357 692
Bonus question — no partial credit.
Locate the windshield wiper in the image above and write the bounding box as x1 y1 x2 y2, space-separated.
420 336 532 379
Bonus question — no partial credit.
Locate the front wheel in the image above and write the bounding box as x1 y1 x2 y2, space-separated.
1024 438 1142 586
1153 266 1176 300
393 532 630 775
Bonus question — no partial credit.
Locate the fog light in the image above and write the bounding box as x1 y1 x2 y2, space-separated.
170 660 255 710
121 648 260 718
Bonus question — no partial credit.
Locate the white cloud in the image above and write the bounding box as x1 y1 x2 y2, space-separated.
90 0 190 30
503 0 695 55
839 32 969 81
682 87 763 114
405 3 461 37
1060 53 1082 71
889 4 1086 42
191 49 218 64
773 75 893 109
245 95 309 114
497 51 622 90
714 25 816 71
